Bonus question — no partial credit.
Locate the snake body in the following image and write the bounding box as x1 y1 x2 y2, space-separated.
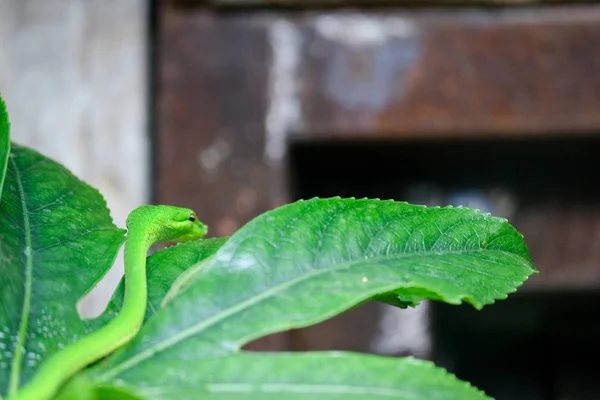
10 205 208 400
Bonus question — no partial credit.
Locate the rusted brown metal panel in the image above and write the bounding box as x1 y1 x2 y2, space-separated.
157 5 600 351
157 6 600 233
294 8 600 139
158 11 278 236
156 9 290 350
168 0 587 8
160 8 600 144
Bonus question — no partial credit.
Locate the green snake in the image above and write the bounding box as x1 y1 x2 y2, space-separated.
10 205 208 400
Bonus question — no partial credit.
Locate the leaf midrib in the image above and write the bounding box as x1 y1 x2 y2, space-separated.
97 248 531 381
7 156 34 396
142 382 417 398
0 98 9 201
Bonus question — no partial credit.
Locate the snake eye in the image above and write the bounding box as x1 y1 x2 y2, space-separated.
189 215 196 222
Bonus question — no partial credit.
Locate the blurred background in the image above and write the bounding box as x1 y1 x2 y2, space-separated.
2 0 600 399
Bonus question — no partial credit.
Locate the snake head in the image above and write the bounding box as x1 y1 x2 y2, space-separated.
166 207 209 242
126 205 209 243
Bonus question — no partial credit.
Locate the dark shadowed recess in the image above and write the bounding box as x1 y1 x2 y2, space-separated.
288 134 600 400
431 290 600 400
289 135 600 207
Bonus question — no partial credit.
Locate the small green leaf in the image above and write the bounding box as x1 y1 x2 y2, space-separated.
0 144 126 396
0 94 11 200
89 198 534 398
90 353 491 400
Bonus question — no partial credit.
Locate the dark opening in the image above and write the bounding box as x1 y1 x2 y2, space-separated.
289 134 600 400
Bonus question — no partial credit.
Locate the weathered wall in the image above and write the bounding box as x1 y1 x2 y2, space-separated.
0 0 149 316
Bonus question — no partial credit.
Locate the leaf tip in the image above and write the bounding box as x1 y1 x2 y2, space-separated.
0 94 9 136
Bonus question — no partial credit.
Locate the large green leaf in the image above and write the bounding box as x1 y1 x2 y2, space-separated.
88 198 534 398
105 238 228 322
0 144 126 397
0 94 10 199
88 353 490 400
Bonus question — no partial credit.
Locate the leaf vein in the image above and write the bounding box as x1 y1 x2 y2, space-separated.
7 156 34 396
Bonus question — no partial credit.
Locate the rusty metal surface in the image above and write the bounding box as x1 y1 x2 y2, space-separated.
168 0 588 8
157 9 290 350
295 8 600 139
158 11 278 236
160 7 600 144
157 5 600 352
